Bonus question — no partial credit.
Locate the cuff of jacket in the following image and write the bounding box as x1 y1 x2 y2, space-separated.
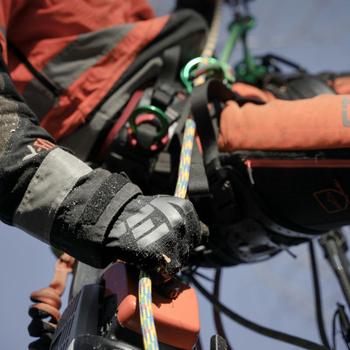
13 147 92 243
50 174 142 267
13 147 142 267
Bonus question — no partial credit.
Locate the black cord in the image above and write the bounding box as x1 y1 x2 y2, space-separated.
332 310 340 350
309 241 331 349
341 324 350 350
213 269 233 349
7 41 62 96
194 270 215 282
262 53 307 73
188 274 327 350
332 308 350 350
343 334 350 350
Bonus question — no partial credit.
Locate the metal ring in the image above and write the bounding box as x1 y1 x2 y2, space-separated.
129 105 169 141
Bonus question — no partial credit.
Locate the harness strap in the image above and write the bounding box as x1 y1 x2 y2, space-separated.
59 57 163 160
154 46 181 87
190 80 245 225
188 138 209 197
97 90 144 161
191 79 264 169
191 80 236 168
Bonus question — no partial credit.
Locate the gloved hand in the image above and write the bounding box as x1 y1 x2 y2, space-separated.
48 168 201 280
105 195 201 279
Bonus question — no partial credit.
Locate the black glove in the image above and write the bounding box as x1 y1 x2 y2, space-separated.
105 195 201 279
50 169 201 279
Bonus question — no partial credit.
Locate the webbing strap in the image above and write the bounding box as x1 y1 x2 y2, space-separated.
190 80 251 225
188 139 209 196
191 79 265 167
59 57 163 160
191 80 236 168
155 46 181 87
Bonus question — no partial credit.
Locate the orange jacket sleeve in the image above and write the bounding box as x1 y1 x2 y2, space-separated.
218 83 350 152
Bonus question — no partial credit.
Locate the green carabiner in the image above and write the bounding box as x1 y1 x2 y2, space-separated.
129 105 169 141
181 56 234 92
180 57 206 93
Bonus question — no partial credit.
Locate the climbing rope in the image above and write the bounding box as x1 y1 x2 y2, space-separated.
175 119 197 198
138 2 224 349
201 0 223 59
138 270 160 350
138 118 197 350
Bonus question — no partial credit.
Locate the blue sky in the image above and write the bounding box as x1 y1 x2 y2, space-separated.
0 0 350 349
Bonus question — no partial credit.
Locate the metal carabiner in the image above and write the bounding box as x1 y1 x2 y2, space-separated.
129 105 170 150
181 56 234 93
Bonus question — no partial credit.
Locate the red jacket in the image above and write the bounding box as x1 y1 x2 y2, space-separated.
1 0 168 139
2 1 349 154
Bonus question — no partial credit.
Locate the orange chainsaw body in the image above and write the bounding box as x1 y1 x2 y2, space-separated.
102 263 200 349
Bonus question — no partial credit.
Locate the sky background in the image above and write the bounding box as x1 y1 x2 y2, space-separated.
0 0 350 349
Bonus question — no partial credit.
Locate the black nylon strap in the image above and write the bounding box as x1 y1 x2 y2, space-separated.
191 79 265 169
8 41 62 96
156 46 181 86
190 80 252 224
191 80 236 168
188 139 209 196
